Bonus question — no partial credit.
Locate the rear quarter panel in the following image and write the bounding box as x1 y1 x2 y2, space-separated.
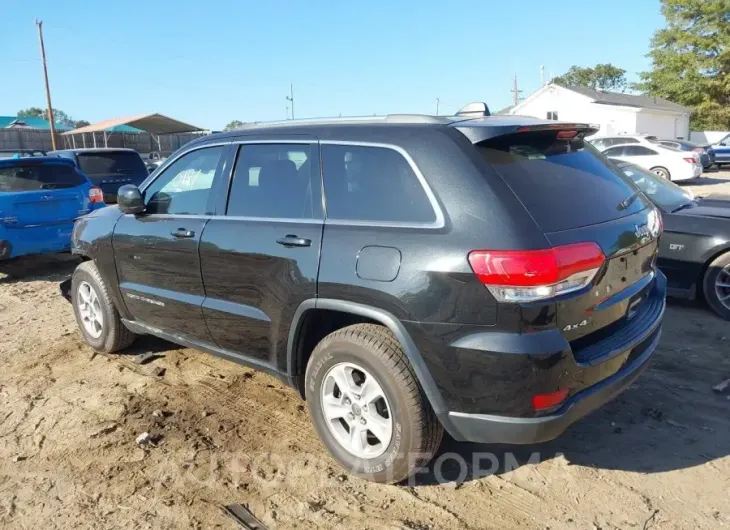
660 212 730 294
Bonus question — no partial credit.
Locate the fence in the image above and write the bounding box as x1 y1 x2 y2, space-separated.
0 128 206 155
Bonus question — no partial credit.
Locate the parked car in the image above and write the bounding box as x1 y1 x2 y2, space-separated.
49 148 149 203
0 157 104 261
599 142 701 181
650 139 715 170
61 113 665 483
143 151 167 173
711 133 730 167
612 159 730 319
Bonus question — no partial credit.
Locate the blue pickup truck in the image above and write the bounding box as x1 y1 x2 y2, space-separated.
0 157 105 261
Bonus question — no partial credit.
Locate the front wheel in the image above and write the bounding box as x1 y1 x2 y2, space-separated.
702 252 730 320
305 324 443 484
71 260 136 352
650 166 671 180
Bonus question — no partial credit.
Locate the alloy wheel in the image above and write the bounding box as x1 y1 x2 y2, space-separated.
77 281 104 339
714 264 730 311
320 362 393 459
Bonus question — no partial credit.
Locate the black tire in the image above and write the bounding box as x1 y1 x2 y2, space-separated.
702 252 730 320
71 260 136 352
305 324 443 484
650 166 671 181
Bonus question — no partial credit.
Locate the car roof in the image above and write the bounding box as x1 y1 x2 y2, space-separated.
0 156 76 167
49 148 139 154
186 114 596 148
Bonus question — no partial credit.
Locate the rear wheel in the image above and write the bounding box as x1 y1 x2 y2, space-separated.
71 260 136 351
305 324 443 484
702 252 730 320
650 166 671 180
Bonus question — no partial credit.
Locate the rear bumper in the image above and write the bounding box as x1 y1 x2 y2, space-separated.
0 221 74 260
408 271 666 444
443 328 659 443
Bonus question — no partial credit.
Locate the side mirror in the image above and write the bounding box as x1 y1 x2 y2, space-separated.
117 185 145 215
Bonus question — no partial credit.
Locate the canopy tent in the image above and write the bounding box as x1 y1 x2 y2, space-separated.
61 113 205 150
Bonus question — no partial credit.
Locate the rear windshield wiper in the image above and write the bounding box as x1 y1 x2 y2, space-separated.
617 190 642 211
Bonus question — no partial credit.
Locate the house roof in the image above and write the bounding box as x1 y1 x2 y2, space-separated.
0 115 74 131
63 113 204 135
557 85 691 113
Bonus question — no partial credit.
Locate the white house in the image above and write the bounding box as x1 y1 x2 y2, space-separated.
498 83 692 140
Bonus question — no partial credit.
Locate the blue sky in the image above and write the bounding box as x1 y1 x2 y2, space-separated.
1 1 665 130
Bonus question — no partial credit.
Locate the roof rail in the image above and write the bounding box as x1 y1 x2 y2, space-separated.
232 114 449 130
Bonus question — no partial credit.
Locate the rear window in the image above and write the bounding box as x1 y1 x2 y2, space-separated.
77 151 147 176
0 164 86 192
477 131 646 232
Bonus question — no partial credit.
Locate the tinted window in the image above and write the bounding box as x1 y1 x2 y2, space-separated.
660 141 680 150
620 137 640 144
624 146 657 156
77 151 147 176
602 146 625 156
477 131 644 232
0 163 86 192
227 143 320 219
144 146 224 215
321 144 435 223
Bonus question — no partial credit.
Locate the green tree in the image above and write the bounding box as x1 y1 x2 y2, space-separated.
224 120 245 131
17 107 85 128
553 64 628 92
635 0 730 130
73 120 90 128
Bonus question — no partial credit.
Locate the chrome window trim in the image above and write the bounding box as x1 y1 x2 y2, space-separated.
319 140 445 229
139 139 445 230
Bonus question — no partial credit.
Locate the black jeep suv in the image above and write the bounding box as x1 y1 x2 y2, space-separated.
65 112 666 483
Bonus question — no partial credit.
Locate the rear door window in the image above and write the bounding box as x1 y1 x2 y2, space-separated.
77 151 147 176
321 144 436 224
0 163 86 192
226 143 321 219
477 131 646 233
625 146 657 156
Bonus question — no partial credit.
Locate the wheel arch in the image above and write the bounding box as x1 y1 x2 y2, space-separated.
287 298 448 416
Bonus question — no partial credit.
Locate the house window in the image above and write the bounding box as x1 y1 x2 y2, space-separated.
547 111 558 121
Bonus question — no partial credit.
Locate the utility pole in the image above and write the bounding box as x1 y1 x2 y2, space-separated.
436 98 440 115
36 20 57 150
286 84 295 119
512 74 523 107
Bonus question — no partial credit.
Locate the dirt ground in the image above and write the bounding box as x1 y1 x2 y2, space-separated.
1 173 729 530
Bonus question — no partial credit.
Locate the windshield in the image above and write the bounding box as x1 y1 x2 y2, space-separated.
617 163 693 212
77 151 147 176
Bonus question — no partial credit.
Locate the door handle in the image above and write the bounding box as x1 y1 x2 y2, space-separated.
171 228 195 239
276 234 311 248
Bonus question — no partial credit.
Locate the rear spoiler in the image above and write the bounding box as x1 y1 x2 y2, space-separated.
452 121 599 144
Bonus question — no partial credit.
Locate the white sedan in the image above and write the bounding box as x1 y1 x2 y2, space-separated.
600 143 702 182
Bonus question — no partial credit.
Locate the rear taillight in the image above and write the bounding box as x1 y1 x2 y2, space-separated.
468 242 605 303
683 157 697 164
89 186 104 203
